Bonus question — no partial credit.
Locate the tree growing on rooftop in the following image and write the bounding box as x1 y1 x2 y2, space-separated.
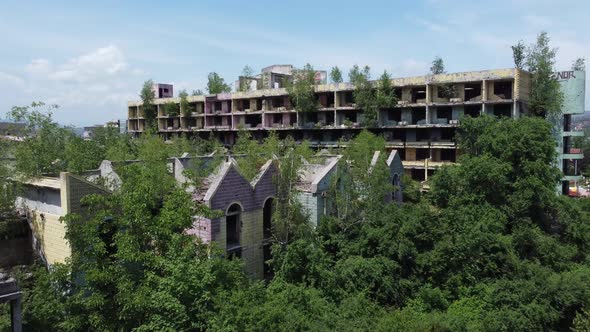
239 65 254 92
511 40 526 69
140 79 156 129
207 72 231 94
349 65 379 127
430 56 445 75
330 66 343 83
286 63 318 114
191 89 204 96
179 89 190 116
375 70 397 109
572 58 586 71
525 31 563 116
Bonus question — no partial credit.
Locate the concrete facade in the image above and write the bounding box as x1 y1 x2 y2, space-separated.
128 67 533 183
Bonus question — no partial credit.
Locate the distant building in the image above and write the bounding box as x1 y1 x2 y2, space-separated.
128 67 535 183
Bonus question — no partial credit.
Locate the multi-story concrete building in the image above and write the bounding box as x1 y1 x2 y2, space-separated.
127 66 585 190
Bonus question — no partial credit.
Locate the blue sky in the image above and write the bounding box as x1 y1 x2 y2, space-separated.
0 0 588 126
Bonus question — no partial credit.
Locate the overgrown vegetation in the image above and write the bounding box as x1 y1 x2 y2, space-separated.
512 31 563 117
329 66 343 83
286 63 318 113
349 65 397 127
140 79 156 129
206 72 231 94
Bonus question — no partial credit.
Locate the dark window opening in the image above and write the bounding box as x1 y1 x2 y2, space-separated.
411 108 426 124
344 112 357 124
272 97 285 109
322 112 335 126
273 113 282 124
411 168 426 181
416 149 430 160
441 128 454 141
394 88 402 100
464 83 482 101
436 107 452 123
417 129 429 141
387 110 401 122
226 204 241 254
245 114 262 128
464 105 481 118
158 88 163 97
214 101 222 112
493 81 513 99
493 104 512 118
440 149 455 162
214 116 222 126
343 91 354 106
263 198 274 239
563 137 571 154
392 130 405 142
411 87 426 103
392 174 402 203
302 112 318 128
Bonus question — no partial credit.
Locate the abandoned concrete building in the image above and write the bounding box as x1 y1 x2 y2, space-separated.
127 66 586 191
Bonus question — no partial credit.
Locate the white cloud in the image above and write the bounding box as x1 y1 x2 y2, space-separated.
8 45 142 125
47 45 127 82
0 71 25 88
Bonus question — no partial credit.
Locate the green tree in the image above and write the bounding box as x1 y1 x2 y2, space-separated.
330 66 343 83
511 40 526 69
286 63 318 114
572 58 586 71
349 65 379 127
179 89 190 116
140 80 156 129
430 56 445 75
239 65 254 92
7 102 72 177
191 89 204 96
525 31 563 116
206 72 231 94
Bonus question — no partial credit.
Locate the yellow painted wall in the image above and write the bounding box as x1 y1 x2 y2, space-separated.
30 211 71 265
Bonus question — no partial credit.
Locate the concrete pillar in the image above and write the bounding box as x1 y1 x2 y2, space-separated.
425 105 430 125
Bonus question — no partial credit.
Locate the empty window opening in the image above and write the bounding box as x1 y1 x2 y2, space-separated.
392 130 405 142
301 112 318 128
417 129 429 141
394 88 402 100
411 169 426 181
273 113 282 125
436 107 452 123
464 83 482 101
441 128 454 141
387 110 401 123
493 104 512 118
214 101 222 112
416 149 430 160
440 149 455 162
272 97 285 109
343 91 354 106
411 87 426 103
214 116 222 126
493 81 513 99
464 105 481 118
226 204 242 256
245 114 261 127
411 108 426 124
263 198 274 240
344 112 357 124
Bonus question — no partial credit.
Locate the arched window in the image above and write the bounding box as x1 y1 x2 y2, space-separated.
263 198 274 240
226 203 242 256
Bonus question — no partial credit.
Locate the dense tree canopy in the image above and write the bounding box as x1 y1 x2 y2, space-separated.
3 108 590 330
